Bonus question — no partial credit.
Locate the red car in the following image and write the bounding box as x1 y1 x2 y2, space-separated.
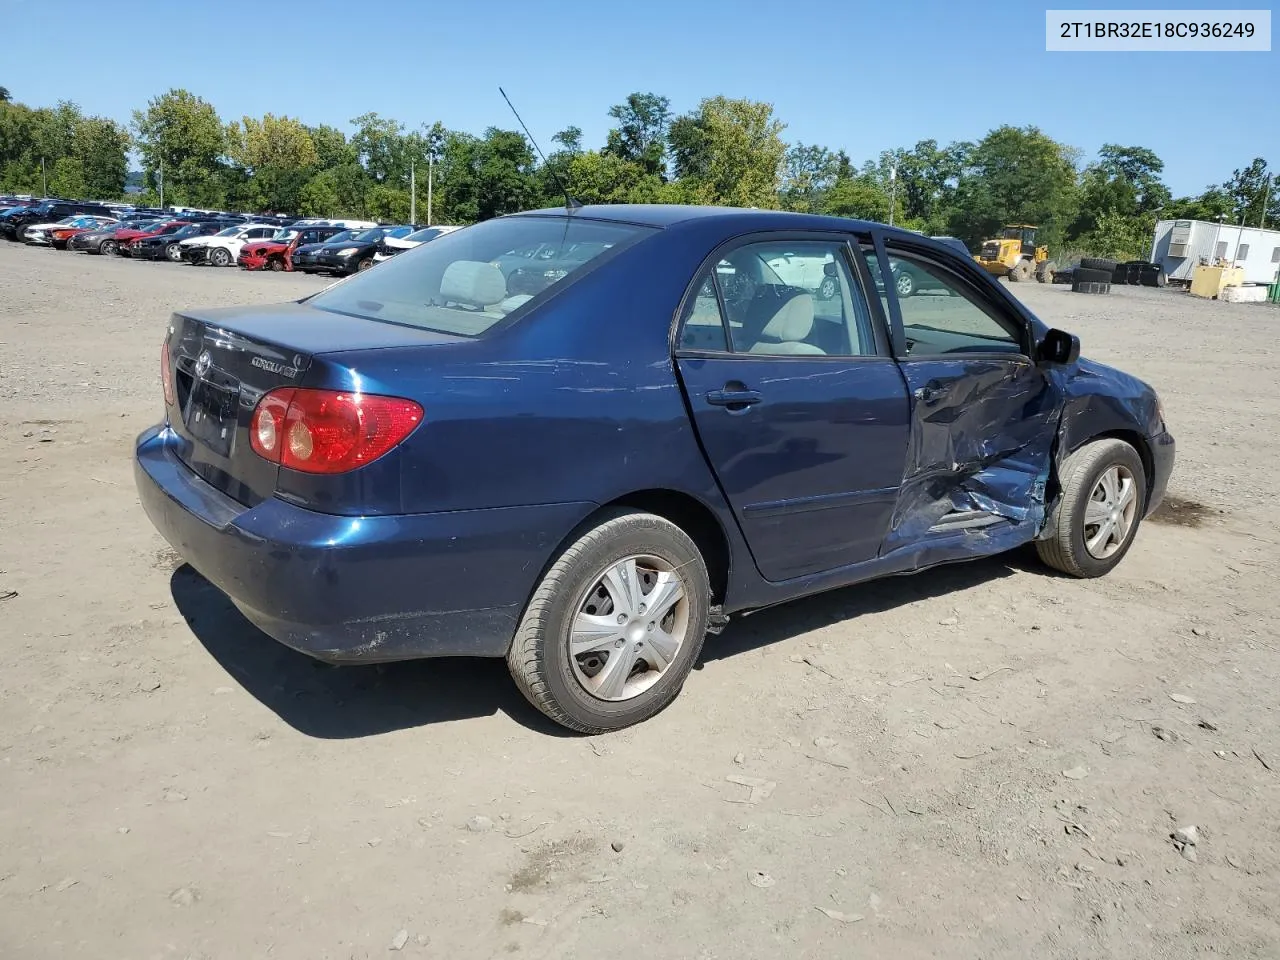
238 224 347 271
117 220 192 256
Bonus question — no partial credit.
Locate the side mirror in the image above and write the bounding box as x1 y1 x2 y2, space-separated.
1038 327 1080 365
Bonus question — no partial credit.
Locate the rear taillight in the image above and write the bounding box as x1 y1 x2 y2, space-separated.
249 388 422 474
160 343 175 406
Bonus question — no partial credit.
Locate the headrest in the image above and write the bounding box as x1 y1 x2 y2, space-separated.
759 292 815 341
441 261 506 307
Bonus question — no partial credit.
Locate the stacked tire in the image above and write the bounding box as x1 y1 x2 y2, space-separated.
1110 259 1168 288
1072 258 1114 295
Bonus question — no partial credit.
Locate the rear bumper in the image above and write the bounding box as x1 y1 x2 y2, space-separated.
1144 429 1175 517
134 424 591 663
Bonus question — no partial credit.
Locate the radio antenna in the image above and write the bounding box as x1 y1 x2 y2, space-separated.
499 87 581 211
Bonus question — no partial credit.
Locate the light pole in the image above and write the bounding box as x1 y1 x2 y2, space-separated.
41 157 47 197
888 165 897 227
410 159 416 225
427 152 434 226
158 161 164 211
1212 213 1224 263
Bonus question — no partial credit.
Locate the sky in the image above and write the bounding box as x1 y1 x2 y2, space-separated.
5 0 1276 195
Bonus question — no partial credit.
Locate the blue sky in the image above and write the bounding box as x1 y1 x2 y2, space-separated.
5 0 1275 195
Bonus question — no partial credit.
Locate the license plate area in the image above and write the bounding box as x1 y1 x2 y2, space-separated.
182 368 241 459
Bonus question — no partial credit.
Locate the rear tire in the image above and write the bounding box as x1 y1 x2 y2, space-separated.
99 239 117 256
1080 257 1117 272
506 510 710 734
1037 439 1146 578
269 257 284 272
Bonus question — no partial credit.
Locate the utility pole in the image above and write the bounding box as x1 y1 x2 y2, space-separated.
427 152 434 226
1231 207 1247 263
410 159 416 225
158 161 164 211
1212 213 1225 263
41 157 47 197
1260 177 1272 230
888 165 897 227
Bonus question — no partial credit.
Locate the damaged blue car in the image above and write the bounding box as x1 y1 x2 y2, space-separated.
135 205 1174 733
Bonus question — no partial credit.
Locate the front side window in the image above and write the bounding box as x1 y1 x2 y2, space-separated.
878 248 1024 357
308 215 653 337
678 239 876 357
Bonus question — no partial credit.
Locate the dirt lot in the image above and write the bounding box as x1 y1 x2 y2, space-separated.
2 242 1278 960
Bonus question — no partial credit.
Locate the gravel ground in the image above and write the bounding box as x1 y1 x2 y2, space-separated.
1 242 1278 959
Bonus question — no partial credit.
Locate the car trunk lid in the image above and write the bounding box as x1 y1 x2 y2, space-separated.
164 302 462 506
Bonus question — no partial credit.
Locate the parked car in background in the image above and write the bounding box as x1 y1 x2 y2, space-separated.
22 214 117 245
119 220 194 256
238 224 349 271
135 205 1173 733
373 224 462 263
1 200 114 240
307 225 415 275
50 222 111 249
184 223 280 266
130 220 241 262
69 220 157 255
290 230 358 273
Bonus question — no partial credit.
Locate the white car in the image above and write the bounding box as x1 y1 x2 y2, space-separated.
22 214 116 245
373 225 463 262
182 224 280 266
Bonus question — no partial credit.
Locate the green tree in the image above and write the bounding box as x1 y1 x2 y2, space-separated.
48 156 87 198
668 96 786 208
226 114 318 172
132 89 228 206
0 86 11 103
553 126 583 154
1222 157 1279 226
1069 144 1170 241
350 112 413 184
779 143 840 213
604 93 671 176
948 125 1079 250
309 123 356 169
563 151 664 204
74 116 130 197
825 171 893 221
298 164 367 218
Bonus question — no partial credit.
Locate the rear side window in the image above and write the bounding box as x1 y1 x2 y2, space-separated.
309 216 654 337
677 239 877 357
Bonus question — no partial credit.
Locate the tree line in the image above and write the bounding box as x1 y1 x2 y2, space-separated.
2 84 1277 259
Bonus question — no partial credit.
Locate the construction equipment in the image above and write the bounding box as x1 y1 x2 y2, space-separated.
974 224 1054 283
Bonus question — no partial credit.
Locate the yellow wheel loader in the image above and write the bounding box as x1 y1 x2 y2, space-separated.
974 225 1055 283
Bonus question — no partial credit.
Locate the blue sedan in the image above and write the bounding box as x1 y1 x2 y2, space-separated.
135 205 1174 733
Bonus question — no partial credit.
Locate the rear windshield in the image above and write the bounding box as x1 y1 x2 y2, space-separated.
308 215 653 337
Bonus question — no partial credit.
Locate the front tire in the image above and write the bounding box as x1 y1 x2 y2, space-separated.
1037 439 1146 578
209 247 231 267
895 270 915 297
99 239 117 256
165 243 182 262
357 256 374 272
818 276 837 300
507 510 710 734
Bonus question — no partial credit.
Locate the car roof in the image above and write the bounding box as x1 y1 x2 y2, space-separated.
510 203 915 238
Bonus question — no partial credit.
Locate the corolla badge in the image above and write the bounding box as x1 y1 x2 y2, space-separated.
195 351 212 377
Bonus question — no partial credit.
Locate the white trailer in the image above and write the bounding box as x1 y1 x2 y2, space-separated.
1151 219 1280 285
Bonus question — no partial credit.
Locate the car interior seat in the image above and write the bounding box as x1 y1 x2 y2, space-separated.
746 290 826 355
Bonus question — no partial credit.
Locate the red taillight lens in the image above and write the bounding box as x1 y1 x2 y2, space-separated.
250 388 422 474
160 343 175 406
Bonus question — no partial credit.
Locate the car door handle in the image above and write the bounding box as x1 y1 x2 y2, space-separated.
706 388 762 408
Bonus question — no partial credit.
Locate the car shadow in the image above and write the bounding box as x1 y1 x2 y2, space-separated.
169 564 571 739
171 550 1032 739
697 552 1026 664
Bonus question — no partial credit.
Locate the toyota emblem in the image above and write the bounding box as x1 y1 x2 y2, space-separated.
195 351 212 377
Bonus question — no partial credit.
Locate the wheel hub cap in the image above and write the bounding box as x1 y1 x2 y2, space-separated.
1084 464 1138 559
568 555 690 702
